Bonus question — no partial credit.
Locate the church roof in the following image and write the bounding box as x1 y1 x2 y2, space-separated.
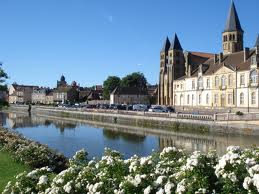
170 33 183 50
161 37 171 52
255 34 259 47
224 1 243 32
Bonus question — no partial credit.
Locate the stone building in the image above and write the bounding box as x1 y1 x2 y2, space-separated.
32 88 53 104
9 84 38 104
110 87 149 105
53 86 79 104
158 1 259 111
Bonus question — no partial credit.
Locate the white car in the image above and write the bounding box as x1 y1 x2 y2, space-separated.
148 105 167 113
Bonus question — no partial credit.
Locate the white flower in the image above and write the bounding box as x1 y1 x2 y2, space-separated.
144 186 152 194
176 179 186 194
63 181 73 193
243 177 252 190
253 174 259 192
164 181 174 193
155 176 166 185
156 188 164 194
38 175 48 185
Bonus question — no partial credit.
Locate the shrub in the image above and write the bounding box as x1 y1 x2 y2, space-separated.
3 146 259 194
236 111 244 116
0 128 68 172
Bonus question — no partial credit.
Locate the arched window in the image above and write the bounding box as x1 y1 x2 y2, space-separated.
199 94 202 104
174 95 177 105
198 77 203 88
215 76 219 87
233 34 235 40
250 70 258 84
214 94 218 104
187 95 190 104
206 79 210 88
206 94 209 105
240 93 244 105
252 92 256 105
221 75 226 87
180 95 183 106
228 75 233 87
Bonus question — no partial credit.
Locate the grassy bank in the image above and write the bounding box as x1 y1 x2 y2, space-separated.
0 151 30 193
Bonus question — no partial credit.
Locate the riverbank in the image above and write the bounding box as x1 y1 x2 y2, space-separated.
5 105 259 136
0 151 30 193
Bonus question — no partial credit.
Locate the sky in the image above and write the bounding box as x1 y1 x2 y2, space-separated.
0 0 258 88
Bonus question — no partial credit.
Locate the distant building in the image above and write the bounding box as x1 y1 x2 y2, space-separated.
9 84 38 104
79 89 91 102
32 88 53 104
45 91 54 104
57 75 67 88
53 86 79 104
110 87 149 105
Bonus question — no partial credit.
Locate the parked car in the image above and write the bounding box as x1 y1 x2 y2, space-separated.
148 105 167 113
98 104 109 109
133 104 148 111
165 106 175 113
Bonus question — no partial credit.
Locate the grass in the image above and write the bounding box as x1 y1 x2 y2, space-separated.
0 151 30 193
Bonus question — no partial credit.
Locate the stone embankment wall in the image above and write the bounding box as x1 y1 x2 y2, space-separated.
5 105 259 136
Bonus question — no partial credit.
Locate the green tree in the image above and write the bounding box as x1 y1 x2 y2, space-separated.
0 64 8 91
120 72 147 89
103 76 121 100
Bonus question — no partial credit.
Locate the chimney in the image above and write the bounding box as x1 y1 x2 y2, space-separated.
219 53 223 64
214 54 218 63
244 47 249 62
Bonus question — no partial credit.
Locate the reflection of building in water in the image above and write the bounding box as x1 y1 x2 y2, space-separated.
159 133 259 156
5 113 76 133
103 128 146 143
159 135 217 154
0 113 7 126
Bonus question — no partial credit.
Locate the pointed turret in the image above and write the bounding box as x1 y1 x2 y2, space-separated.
170 33 183 51
161 37 171 52
222 1 244 54
224 1 243 32
255 34 259 47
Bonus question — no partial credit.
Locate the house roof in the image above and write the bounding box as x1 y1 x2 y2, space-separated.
54 86 74 93
161 36 171 52
12 84 38 90
224 1 243 32
170 33 183 51
111 87 148 95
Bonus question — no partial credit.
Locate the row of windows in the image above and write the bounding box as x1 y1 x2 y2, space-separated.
223 34 242 42
174 92 257 105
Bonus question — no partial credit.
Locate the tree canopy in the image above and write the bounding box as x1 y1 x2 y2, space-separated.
0 64 8 91
120 72 147 89
103 76 121 100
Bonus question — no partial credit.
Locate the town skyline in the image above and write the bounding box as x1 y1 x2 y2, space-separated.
1 0 259 87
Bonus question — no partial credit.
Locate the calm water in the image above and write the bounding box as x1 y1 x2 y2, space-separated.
1 112 258 159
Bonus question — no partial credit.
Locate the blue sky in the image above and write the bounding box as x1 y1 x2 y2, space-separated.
0 0 258 88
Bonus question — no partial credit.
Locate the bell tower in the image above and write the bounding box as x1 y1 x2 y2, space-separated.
222 1 244 54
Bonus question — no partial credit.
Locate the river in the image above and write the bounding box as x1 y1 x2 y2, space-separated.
0 112 258 159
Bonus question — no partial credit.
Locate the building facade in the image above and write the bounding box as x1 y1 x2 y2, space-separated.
9 84 38 104
110 87 149 105
158 1 259 110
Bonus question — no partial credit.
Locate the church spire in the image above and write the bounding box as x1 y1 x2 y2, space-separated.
170 33 183 51
161 36 171 52
224 0 243 32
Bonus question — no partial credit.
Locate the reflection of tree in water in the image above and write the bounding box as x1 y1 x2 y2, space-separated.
53 122 77 134
103 128 146 143
44 120 52 127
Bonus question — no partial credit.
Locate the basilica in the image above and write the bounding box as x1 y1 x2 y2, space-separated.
158 1 259 110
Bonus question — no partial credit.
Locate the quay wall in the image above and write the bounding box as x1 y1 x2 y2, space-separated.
5 105 259 136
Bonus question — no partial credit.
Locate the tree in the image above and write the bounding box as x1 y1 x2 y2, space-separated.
120 72 147 89
0 64 8 91
103 76 121 100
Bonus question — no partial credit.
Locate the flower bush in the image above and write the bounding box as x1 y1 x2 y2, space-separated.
0 128 67 172
3 146 259 194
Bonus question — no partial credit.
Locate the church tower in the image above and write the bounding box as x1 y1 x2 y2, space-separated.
222 1 244 54
158 37 170 105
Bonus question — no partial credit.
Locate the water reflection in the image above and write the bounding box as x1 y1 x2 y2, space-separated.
2 112 259 157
